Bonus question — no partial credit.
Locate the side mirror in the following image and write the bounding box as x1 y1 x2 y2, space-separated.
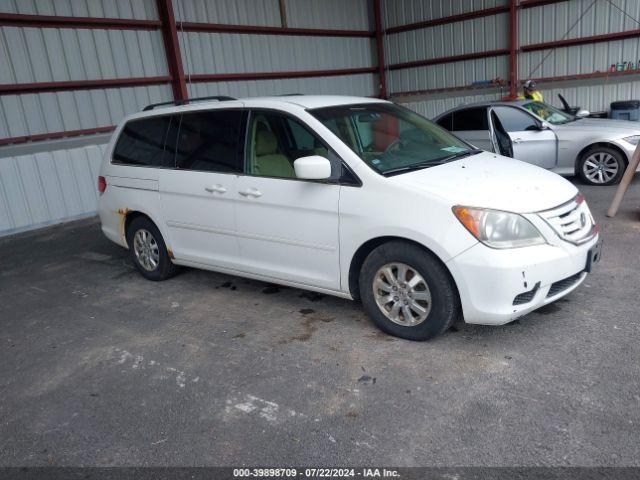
294 155 331 180
576 109 590 118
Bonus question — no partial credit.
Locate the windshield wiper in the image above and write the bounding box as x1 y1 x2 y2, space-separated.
437 148 483 162
382 149 482 176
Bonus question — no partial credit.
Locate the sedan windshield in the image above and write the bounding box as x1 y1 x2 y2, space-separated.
309 103 477 175
522 101 575 125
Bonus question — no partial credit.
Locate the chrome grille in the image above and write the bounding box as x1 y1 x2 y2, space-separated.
538 194 595 244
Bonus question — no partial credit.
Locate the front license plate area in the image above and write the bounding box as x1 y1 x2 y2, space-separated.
585 239 603 273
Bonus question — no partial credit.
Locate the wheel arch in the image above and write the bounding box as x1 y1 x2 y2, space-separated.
122 210 176 260
575 142 628 175
347 236 460 301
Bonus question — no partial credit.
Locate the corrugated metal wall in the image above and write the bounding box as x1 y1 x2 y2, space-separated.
0 0 158 18
518 0 640 113
3 0 640 236
398 0 640 117
384 0 509 95
0 0 377 236
383 0 507 28
187 74 377 98
0 22 171 139
174 0 376 98
0 144 105 235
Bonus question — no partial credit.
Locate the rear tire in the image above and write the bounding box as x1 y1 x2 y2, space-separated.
359 241 460 341
126 216 178 281
578 146 625 186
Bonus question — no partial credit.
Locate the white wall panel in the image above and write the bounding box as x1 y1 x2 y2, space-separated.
383 0 508 29
0 27 168 84
388 55 509 94
519 0 640 47
179 32 375 76
519 38 640 80
284 0 372 30
172 0 281 26
0 85 172 138
0 143 106 235
386 13 509 65
0 0 158 19
187 73 377 98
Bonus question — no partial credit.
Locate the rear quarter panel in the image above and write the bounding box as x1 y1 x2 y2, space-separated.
98 127 170 250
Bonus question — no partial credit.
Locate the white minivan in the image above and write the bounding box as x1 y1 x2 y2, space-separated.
98 95 602 340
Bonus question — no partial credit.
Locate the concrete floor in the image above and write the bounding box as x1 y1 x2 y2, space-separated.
1 179 639 467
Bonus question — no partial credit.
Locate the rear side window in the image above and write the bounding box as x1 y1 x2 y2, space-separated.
112 116 173 167
452 107 488 131
436 113 453 131
174 110 243 173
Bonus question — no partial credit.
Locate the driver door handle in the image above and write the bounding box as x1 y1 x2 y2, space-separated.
204 184 226 194
512 137 523 144
238 188 262 198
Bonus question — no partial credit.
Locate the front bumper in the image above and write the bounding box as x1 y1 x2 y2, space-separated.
446 233 600 325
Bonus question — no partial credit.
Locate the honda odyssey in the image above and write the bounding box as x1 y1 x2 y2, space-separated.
98 95 601 340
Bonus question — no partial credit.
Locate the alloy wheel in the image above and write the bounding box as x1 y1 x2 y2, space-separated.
372 262 432 326
583 152 619 184
133 229 160 271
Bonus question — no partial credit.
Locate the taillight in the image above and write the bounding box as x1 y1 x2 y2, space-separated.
98 176 107 194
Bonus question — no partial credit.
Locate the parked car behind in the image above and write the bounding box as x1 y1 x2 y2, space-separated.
98 95 601 340
434 100 640 185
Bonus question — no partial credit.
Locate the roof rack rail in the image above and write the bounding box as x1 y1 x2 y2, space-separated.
277 93 304 96
142 95 237 111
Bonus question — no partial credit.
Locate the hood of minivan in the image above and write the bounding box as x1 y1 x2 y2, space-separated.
557 117 640 135
389 152 577 213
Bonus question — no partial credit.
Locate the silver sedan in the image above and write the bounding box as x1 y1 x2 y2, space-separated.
433 100 640 185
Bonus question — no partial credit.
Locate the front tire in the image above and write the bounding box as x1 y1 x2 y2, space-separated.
578 147 625 186
126 216 178 281
359 241 460 341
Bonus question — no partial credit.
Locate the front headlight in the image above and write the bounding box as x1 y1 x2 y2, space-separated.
452 206 546 249
623 135 640 145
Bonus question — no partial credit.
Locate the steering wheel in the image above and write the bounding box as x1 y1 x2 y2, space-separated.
384 139 403 155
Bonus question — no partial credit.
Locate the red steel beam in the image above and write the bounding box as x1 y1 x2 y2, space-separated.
0 12 161 30
180 22 374 37
384 0 569 35
388 49 510 71
509 0 518 98
0 76 171 96
391 69 640 100
522 29 640 52
373 0 388 99
531 69 640 84
392 82 503 99
0 125 116 147
385 5 509 34
156 0 188 101
188 67 377 83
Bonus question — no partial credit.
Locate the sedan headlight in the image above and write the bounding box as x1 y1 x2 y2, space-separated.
453 206 546 249
623 135 640 145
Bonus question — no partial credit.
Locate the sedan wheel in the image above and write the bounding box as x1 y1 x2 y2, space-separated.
578 147 625 186
582 152 619 184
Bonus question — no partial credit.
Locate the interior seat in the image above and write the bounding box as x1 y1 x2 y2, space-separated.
253 130 295 178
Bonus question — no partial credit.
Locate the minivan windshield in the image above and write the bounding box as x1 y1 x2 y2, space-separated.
309 103 479 175
522 101 575 125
